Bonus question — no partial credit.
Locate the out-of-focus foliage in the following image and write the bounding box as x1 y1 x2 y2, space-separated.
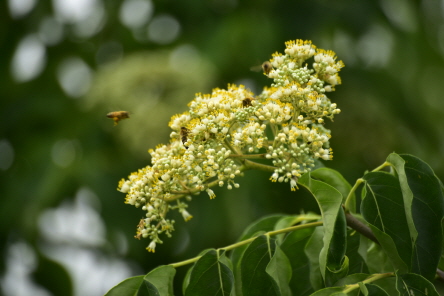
1 0 444 295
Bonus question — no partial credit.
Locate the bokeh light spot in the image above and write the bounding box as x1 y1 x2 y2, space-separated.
38 187 104 246
38 17 64 46
11 35 46 83
147 15 181 44
7 0 36 19
1 241 51 296
119 0 154 29
57 57 92 98
52 0 97 23
356 24 393 68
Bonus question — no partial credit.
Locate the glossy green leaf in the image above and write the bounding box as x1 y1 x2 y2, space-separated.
363 283 390 296
388 153 444 280
311 167 353 207
185 249 233 296
104 275 145 296
182 266 193 296
361 171 410 273
305 227 325 290
281 227 315 295
386 154 417 242
309 286 345 296
231 215 285 266
298 174 347 283
365 243 394 274
143 265 176 296
367 277 398 296
395 273 439 296
32 252 73 296
266 243 292 296
274 213 321 244
241 235 278 296
346 230 369 274
231 215 285 295
325 254 349 287
333 273 369 286
182 248 214 294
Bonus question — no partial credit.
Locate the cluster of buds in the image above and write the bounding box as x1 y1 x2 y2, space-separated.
118 39 344 252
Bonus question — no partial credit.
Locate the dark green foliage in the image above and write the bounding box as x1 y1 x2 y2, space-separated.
107 153 444 295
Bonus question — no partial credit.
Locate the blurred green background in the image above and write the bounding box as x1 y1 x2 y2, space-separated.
1 0 444 295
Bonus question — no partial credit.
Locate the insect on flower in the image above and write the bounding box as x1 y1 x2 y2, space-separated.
242 97 254 108
107 111 130 126
262 61 273 75
180 127 190 149
134 218 145 240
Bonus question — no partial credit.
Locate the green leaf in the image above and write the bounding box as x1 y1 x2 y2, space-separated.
365 243 394 274
241 235 278 296
266 243 292 296
281 227 315 295
346 230 369 274
386 154 417 243
182 248 214 294
104 275 145 296
231 215 285 295
143 265 176 296
182 266 193 296
361 171 410 273
231 215 286 266
305 227 325 290
388 153 444 280
299 173 347 285
325 255 349 288
311 168 353 206
309 286 345 296
395 273 439 296
333 273 370 286
32 251 73 296
185 249 233 296
274 213 321 243
364 283 390 296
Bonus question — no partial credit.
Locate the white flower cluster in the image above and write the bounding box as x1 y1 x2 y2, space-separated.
118 39 344 251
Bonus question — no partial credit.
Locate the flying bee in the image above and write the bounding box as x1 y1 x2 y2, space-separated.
262 61 273 75
242 97 254 108
180 127 189 149
107 111 130 126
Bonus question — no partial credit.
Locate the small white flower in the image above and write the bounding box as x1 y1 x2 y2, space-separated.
120 182 130 193
206 188 216 199
181 210 193 221
270 172 279 182
147 241 156 253
290 178 298 191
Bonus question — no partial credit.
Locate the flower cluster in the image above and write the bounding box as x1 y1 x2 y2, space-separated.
118 39 344 251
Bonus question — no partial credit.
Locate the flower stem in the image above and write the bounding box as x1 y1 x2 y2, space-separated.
243 159 276 172
229 153 267 159
342 273 394 293
344 161 391 213
344 178 364 213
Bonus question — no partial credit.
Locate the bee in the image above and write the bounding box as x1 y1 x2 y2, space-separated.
180 127 189 149
242 97 254 108
107 111 130 126
134 218 145 240
262 61 273 75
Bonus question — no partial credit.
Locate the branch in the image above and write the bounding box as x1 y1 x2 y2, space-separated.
344 211 379 245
